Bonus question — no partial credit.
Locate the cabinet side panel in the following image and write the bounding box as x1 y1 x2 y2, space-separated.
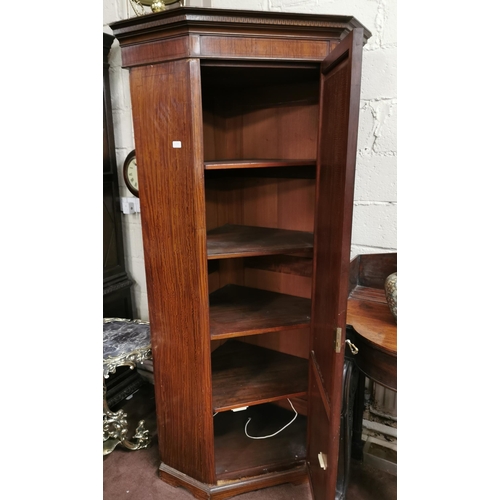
129 60 215 483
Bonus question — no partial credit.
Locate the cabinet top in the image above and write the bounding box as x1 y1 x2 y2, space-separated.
110 6 371 45
110 7 371 68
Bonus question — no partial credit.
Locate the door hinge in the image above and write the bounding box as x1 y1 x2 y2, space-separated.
335 327 342 353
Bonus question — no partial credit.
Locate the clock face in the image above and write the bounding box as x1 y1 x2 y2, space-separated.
123 150 139 197
127 159 138 190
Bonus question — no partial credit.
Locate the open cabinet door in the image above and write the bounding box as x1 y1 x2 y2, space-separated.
307 28 364 500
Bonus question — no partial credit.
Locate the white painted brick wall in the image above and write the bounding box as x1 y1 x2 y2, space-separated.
103 0 397 319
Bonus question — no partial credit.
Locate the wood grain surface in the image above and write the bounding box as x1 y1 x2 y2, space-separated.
209 284 311 339
207 224 313 259
347 299 397 355
211 340 308 412
110 7 372 498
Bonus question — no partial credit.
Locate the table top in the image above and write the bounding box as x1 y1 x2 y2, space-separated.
347 295 397 356
103 318 152 378
346 279 397 390
346 252 397 358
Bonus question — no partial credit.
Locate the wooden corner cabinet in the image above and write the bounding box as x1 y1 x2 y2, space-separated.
110 7 370 500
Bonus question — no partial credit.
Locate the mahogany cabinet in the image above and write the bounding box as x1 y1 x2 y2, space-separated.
110 7 370 500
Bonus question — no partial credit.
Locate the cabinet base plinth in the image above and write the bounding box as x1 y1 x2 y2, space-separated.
158 462 309 500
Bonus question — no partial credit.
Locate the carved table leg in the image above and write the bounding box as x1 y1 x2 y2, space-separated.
103 378 151 455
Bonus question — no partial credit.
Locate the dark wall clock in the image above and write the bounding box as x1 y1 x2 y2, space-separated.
123 150 139 197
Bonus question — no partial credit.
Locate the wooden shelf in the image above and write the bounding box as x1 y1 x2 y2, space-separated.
211 340 308 413
214 402 307 481
210 284 311 340
205 159 316 170
207 224 313 260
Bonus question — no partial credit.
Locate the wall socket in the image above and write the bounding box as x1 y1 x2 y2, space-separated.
120 197 141 214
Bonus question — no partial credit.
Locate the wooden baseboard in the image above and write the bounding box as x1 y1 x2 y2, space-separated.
158 462 309 500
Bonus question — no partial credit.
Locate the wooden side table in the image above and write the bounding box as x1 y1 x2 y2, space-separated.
345 253 397 460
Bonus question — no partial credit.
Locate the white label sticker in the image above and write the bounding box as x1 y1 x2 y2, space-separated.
172 141 182 148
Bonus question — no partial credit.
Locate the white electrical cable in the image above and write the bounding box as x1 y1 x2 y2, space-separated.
244 399 298 440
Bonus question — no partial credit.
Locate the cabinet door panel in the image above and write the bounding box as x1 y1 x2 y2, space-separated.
307 28 364 499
